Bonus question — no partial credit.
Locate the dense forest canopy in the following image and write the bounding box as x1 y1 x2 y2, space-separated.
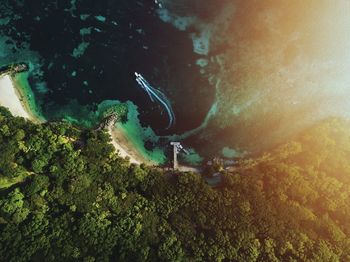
0 106 350 261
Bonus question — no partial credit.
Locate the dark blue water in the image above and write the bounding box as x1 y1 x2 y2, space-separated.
2 0 215 136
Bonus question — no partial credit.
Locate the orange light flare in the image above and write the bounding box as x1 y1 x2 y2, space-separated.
209 1 350 152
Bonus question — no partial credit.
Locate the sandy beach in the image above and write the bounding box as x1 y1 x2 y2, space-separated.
108 125 156 165
0 72 156 166
0 74 33 120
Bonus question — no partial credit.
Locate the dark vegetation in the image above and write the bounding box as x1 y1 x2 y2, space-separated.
0 106 349 261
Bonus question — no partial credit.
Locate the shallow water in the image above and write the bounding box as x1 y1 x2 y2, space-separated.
2 1 350 165
0 0 217 164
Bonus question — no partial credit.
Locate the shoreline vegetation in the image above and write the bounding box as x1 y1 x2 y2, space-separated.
1 105 350 261
1 70 350 262
0 72 155 166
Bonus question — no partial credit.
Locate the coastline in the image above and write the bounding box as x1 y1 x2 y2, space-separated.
0 74 42 122
0 72 159 166
108 124 157 166
13 72 45 123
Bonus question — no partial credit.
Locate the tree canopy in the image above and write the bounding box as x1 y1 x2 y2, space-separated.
0 106 349 261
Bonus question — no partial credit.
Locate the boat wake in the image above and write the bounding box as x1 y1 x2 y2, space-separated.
135 72 175 129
